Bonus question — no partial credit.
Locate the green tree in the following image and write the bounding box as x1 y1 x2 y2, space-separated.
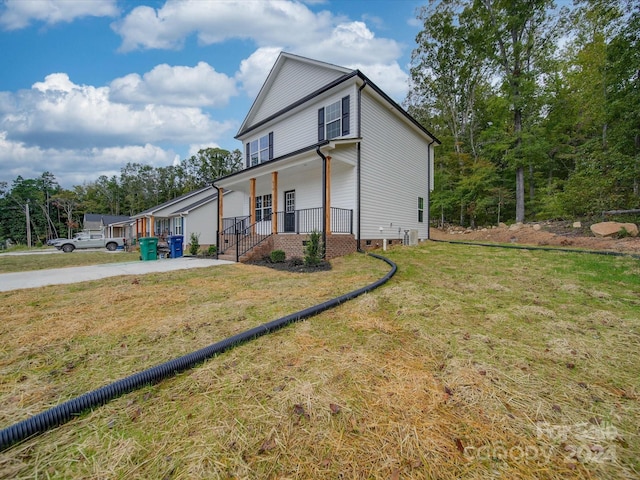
177 147 242 191
474 0 565 223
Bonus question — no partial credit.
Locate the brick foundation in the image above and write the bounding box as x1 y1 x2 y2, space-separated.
228 234 407 263
270 234 356 260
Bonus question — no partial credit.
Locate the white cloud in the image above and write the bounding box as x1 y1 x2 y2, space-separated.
110 62 237 107
0 131 177 188
0 0 118 30
113 1 409 101
346 62 410 102
112 0 331 52
1 73 235 150
236 47 283 98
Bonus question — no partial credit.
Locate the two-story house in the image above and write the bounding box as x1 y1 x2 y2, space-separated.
214 52 439 261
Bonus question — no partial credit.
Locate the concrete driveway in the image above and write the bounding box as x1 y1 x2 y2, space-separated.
0 256 234 292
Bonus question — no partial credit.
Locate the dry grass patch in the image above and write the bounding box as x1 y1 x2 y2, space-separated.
1 244 639 479
0 251 140 273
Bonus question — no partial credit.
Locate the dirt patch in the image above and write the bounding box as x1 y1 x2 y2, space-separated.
430 221 640 255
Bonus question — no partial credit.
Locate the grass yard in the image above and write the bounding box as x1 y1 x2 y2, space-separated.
0 242 639 479
0 250 140 273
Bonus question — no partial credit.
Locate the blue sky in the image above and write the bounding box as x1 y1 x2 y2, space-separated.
0 0 425 188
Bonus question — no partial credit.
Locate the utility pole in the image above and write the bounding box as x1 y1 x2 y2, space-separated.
26 201 32 248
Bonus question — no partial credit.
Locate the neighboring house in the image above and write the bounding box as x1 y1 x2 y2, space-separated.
132 186 243 248
213 52 440 261
83 214 131 238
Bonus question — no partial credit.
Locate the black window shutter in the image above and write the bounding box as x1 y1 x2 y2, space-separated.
245 142 250 168
342 95 350 136
318 107 325 142
268 132 274 160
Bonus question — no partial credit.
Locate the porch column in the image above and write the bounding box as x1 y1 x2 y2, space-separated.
218 187 224 237
325 155 332 235
142 218 146 237
250 177 256 234
272 171 278 234
149 216 155 237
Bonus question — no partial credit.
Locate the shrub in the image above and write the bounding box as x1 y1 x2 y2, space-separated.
207 245 217 256
616 227 630 239
304 230 323 266
269 249 286 263
189 232 200 256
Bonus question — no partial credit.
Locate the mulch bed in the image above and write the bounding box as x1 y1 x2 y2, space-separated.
249 257 332 273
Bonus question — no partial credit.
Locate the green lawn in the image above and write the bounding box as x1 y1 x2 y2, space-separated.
0 243 638 479
0 250 140 273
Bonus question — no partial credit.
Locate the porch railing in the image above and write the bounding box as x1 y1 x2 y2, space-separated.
218 207 353 261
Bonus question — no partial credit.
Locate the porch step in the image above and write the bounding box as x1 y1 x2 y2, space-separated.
217 253 237 262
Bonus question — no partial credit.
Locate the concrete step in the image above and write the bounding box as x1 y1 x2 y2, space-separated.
217 253 237 262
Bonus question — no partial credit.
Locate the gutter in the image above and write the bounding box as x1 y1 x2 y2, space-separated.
212 182 222 258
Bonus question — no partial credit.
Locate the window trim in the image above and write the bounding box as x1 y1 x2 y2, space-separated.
318 95 350 141
418 197 424 223
255 194 272 222
245 132 274 168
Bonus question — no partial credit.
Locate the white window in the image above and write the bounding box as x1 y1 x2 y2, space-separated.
173 217 183 235
318 95 350 141
325 100 341 139
255 194 272 222
246 132 273 167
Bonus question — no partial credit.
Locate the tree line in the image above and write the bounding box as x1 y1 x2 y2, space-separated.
0 148 241 246
3 0 638 245
407 0 639 227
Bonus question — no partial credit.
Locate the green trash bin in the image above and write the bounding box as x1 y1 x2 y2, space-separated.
139 237 158 261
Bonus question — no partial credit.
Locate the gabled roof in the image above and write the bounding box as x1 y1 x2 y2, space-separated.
237 52 353 136
170 192 218 215
234 52 440 146
84 214 130 225
132 186 213 218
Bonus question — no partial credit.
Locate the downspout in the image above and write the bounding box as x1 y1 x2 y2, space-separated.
315 146 327 256
356 79 368 252
212 182 222 258
426 139 436 240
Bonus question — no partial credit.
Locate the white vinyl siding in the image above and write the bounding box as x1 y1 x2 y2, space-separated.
184 205 215 247
359 91 430 240
240 88 355 163
251 59 347 126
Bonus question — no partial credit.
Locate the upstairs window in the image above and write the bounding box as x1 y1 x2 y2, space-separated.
245 132 274 167
318 95 350 141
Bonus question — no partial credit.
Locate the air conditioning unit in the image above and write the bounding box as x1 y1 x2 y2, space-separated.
409 229 419 246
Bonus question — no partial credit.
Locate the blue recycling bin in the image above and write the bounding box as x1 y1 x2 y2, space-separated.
168 235 184 258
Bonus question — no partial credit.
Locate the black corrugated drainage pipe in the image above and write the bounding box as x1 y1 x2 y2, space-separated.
431 238 640 259
0 252 396 452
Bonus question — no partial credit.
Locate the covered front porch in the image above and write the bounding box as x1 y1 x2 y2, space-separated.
214 141 358 261
219 207 353 261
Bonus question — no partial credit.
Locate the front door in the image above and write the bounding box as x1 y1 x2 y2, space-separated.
284 190 295 233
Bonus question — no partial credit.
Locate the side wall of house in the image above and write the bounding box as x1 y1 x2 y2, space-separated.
185 203 217 248
359 91 430 241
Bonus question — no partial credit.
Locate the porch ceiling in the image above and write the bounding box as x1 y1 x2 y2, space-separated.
215 139 359 192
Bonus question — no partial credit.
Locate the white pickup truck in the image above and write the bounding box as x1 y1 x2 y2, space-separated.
56 233 126 253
